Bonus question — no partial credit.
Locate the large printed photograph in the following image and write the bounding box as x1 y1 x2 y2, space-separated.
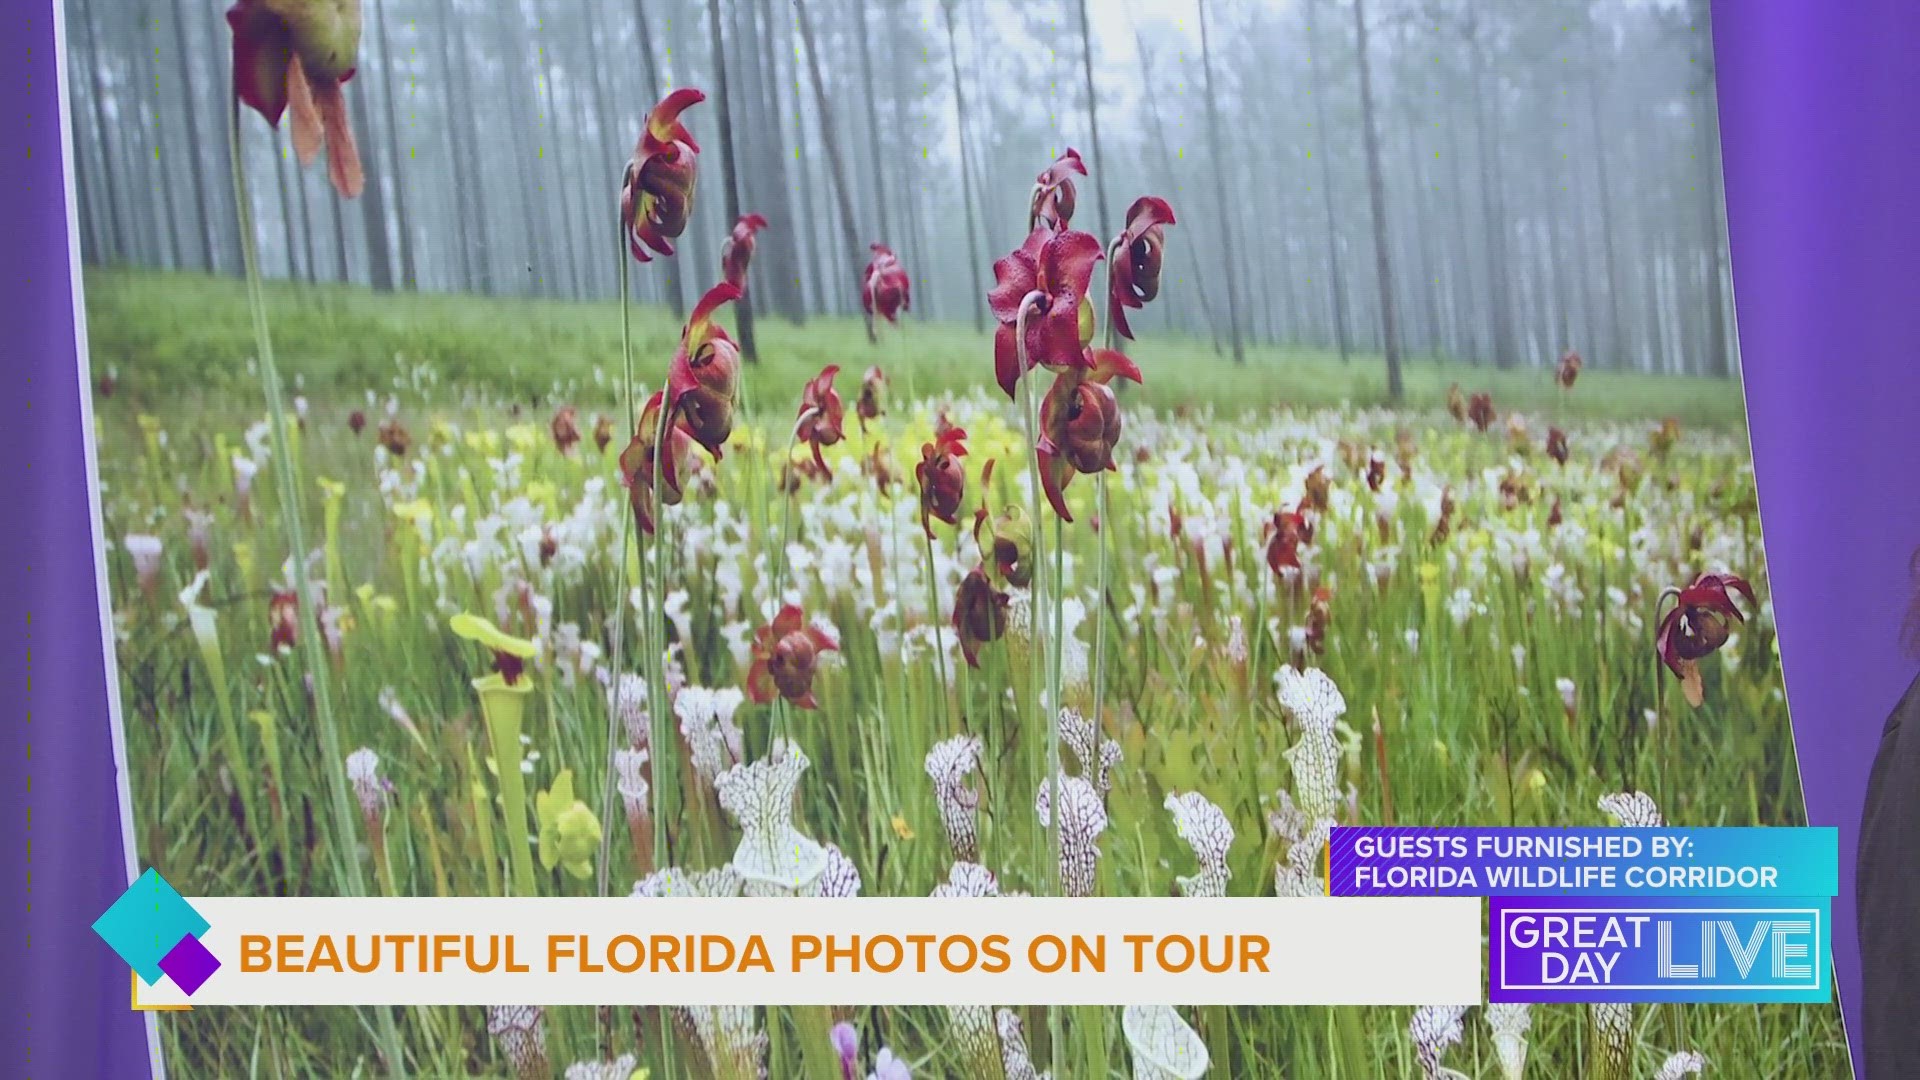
67 0 1846 1075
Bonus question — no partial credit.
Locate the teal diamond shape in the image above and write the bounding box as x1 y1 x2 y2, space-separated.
92 868 209 985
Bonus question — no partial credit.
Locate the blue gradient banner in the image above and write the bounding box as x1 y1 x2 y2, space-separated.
1328 827 1838 897
1489 896 1833 1004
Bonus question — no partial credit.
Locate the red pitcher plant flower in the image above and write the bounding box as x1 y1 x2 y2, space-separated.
795 365 846 478
1656 572 1756 707
1029 148 1087 231
916 425 968 537
989 227 1104 398
621 88 705 263
719 213 768 291
1557 348 1584 390
592 413 614 453
1035 349 1141 521
1265 508 1309 583
376 417 411 456
1304 585 1334 656
665 282 744 461
1446 383 1466 423
269 587 300 652
862 244 911 324
1429 486 1457 545
549 405 580 456
1650 417 1682 458
227 0 364 197
1108 196 1176 340
856 365 886 430
617 391 694 535
1547 426 1569 466
953 565 1011 668
746 604 838 709
864 441 897 493
1303 465 1332 513
976 502 1035 589
1467 392 1496 432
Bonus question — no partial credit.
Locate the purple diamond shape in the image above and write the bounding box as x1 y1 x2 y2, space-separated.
158 933 220 995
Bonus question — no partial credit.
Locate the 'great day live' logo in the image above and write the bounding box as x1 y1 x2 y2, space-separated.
1489 897 1830 1003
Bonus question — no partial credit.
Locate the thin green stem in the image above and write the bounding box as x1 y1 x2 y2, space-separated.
921 525 953 732
1047 514 1067 1080
772 411 815 604
1093 472 1111 732
1011 290 1068 1080
228 96 408 1079
597 238 640 900
768 415 815 751
645 338 679 874
1013 295 1060 899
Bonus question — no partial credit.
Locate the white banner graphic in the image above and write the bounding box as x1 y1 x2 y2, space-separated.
141 896 1482 1007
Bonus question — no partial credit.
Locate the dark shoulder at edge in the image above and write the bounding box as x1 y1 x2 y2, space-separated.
1897 671 1920 723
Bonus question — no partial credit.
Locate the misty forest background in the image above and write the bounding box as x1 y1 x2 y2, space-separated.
68 0 1733 389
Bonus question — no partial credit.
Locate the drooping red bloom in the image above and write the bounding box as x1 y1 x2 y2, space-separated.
1498 469 1535 510
617 391 695 535
1656 573 1757 706
1303 466 1331 513
1546 426 1569 466
988 228 1104 398
1650 417 1682 458
916 426 969 537
593 414 614 453
1108 196 1176 340
550 406 581 455
862 244 912 323
796 365 846 478
1467 392 1495 432
864 441 897 493
1035 349 1141 521
720 213 769 290
1429 486 1457 545
268 588 300 652
953 565 1011 667
348 409 366 435
778 455 832 494
1557 349 1584 390
1446 383 1467 424
1266 510 1310 579
376 417 411 456
227 0 364 198
1029 149 1087 232
933 407 960 441
621 88 706 263
746 604 838 709
665 282 744 461
856 365 886 429
1305 586 1334 656
1365 452 1387 493
975 503 1034 590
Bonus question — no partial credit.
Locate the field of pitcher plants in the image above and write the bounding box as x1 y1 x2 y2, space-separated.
85 23 1843 1080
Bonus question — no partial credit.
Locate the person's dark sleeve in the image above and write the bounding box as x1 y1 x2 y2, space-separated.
1858 672 1920 1077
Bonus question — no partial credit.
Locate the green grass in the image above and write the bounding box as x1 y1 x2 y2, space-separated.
84 266 1840 1078
83 267 1749 426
